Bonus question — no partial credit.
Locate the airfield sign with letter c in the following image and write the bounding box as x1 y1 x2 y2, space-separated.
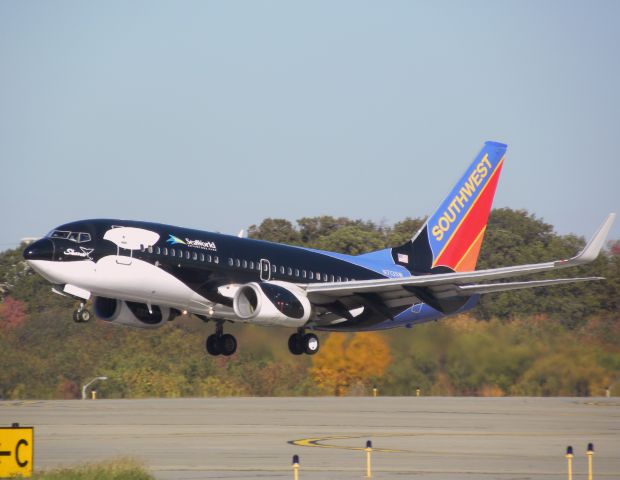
0 425 33 478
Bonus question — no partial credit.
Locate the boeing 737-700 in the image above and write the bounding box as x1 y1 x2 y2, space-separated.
23 141 615 356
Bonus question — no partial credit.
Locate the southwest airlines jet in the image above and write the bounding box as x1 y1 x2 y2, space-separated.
24 142 615 356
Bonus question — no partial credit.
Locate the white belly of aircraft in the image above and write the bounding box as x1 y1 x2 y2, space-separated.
28 257 215 314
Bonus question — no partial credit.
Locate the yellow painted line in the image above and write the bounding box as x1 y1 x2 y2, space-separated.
289 435 406 453
290 430 612 457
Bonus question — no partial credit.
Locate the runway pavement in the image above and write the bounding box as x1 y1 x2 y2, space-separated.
1 397 619 479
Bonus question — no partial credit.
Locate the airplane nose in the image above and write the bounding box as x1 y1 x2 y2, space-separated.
23 238 55 261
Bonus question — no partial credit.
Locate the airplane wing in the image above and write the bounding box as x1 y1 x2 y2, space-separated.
303 213 615 312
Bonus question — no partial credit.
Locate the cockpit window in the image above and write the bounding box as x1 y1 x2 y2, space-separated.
49 230 71 239
47 230 91 243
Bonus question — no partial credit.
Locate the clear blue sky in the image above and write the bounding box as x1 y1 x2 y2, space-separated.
1 1 619 250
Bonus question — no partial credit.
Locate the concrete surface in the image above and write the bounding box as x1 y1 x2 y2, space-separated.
1 397 618 479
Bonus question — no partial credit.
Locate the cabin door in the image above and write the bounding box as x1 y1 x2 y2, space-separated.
259 258 271 281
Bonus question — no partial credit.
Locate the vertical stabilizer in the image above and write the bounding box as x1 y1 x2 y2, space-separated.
392 141 507 273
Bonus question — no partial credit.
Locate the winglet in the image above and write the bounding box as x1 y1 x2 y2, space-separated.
555 213 616 267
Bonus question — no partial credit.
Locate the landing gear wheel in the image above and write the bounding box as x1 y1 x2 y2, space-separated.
220 334 237 356
288 333 304 355
73 308 91 323
206 334 221 356
303 333 319 355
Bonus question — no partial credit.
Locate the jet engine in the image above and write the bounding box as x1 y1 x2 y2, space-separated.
232 281 312 327
93 296 176 328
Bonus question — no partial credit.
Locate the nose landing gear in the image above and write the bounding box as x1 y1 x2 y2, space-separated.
205 322 237 356
288 329 319 355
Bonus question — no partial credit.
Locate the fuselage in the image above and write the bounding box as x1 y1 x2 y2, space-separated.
24 218 475 331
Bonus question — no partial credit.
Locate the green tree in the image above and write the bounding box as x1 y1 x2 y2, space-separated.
248 218 301 245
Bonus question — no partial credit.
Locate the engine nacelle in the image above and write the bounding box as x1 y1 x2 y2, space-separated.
232 281 312 327
93 296 176 329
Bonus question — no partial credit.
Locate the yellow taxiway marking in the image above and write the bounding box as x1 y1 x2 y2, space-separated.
290 434 407 453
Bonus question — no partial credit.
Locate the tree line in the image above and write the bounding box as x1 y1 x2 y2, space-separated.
0 208 618 399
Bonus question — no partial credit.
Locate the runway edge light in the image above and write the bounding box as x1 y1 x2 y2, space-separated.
566 446 574 480
292 454 300 480
365 440 373 478
586 443 594 480
0 423 34 478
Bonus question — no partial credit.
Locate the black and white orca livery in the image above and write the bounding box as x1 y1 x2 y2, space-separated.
24 142 615 356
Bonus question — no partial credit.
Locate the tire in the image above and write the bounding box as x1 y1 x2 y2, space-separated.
303 333 319 355
72 310 81 323
220 334 237 356
79 309 91 322
288 333 304 355
206 334 221 356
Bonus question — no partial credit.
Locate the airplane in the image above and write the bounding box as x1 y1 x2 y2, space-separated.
23 141 615 356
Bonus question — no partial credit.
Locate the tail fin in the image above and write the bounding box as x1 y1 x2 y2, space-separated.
393 141 507 273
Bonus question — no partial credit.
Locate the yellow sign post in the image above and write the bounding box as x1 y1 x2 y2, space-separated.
0 424 33 478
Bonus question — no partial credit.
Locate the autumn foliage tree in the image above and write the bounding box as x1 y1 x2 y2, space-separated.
0 296 27 331
1 210 619 399
309 333 392 396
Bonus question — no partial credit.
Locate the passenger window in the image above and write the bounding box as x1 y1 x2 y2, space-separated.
330 275 335 282
287 267 292 276
309 271 314 280
272 265 277 273
170 249 176 257
344 277 348 282
156 246 161 255
207 254 212 262
324 275 329 282
147 246 153 254
316 273 321 280
249 261 254 270
235 259 241 267
242 260 248 269
199 253 204 261
214 256 219 264
295 269 299 277
280 266 285 274
192 252 198 260
186 251 191 259
228 258 233 266
302 270 307 278
337 276 341 282
163 247 168 255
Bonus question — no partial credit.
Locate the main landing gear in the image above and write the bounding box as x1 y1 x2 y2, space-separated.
205 322 237 357
288 329 320 355
73 302 91 323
